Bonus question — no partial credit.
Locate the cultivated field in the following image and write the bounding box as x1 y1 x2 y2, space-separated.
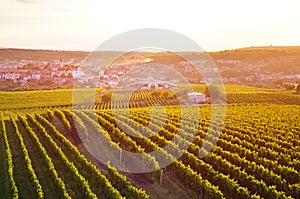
0 85 300 199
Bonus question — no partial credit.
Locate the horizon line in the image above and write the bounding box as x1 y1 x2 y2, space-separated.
1 45 300 53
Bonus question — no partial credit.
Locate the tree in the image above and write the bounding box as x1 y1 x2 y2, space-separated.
284 83 295 91
26 70 32 76
204 84 225 100
272 79 283 87
67 73 73 78
151 90 163 98
61 72 66 78
101 93 111 102
296 84 300 93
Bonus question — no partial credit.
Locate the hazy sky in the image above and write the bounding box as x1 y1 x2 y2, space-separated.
1 0 300 51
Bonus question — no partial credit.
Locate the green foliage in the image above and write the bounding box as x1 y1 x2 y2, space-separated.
35 113 123 199
101 92 112 102
18 115 72 199
107 165 150 199
1 118 19 199
0 88 97 110
296 84 300 93
204 84 225 100
10 116 44 199
1 89 300 198
284 83 296 91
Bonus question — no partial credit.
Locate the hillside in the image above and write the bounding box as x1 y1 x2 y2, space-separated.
1 45 300 62
1 46 300 90
0 48 88 63
210 46 300 73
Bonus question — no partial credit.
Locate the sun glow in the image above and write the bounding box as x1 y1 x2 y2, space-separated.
1 0 300 51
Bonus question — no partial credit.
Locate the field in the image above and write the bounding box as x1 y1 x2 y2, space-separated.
0 85 300 199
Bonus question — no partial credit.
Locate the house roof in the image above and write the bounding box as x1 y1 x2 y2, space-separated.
187 92 205 96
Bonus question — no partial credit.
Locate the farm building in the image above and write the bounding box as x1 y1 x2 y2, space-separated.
123 80 175 90
97 74 120 87
187 92 206 104
142 80 171 90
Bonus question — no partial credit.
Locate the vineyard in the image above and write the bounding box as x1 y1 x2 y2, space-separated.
0 86 300 199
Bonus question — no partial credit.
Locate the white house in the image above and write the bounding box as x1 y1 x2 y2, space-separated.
4 73 20 80
31 73 41 80
72 70 84 78
147 81 159 89
108 81 118 86
187 92 206 104
51 71 62 77
99 70 105 76
122 80 175 90
143 80 174 90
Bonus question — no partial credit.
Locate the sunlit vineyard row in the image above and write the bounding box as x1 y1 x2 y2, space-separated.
0 112 149 199
1 85 293 111
85 89 300 110
82 104 300 198
1 102 299 199
1 84 300 199
226 93 300 104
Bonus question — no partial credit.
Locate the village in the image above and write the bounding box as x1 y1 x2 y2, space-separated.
0 51 300 91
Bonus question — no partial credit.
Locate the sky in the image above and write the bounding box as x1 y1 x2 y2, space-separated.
1 0 300 52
